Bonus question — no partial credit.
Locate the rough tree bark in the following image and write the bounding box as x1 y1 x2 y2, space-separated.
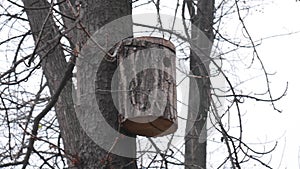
113 37 177 137
22 0 137 168
185 0 215 168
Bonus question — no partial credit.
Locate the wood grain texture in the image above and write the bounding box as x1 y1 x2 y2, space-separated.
109 37 177 137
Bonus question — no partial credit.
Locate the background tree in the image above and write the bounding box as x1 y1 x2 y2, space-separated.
184 0 214 168
0 0 287 168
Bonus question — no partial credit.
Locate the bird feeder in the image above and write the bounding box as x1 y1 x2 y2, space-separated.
110 36 177 137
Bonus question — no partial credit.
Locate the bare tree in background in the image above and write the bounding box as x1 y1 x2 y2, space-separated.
0 0 287 168
184 0 214 168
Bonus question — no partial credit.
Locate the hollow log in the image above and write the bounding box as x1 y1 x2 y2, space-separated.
108 36 177 137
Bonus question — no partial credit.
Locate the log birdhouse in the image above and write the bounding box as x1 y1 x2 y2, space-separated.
110 36 177 137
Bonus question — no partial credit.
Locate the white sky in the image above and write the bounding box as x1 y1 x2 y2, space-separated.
245 1 300 168
133 0 300 168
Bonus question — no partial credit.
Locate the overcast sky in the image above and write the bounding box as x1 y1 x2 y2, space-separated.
136 0 300 168
217 0 300 168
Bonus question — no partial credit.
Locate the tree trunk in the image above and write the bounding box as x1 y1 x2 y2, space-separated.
23 0 137 168
185 0 215 168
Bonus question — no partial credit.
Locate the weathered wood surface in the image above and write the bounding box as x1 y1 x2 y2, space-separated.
110 37 177 137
